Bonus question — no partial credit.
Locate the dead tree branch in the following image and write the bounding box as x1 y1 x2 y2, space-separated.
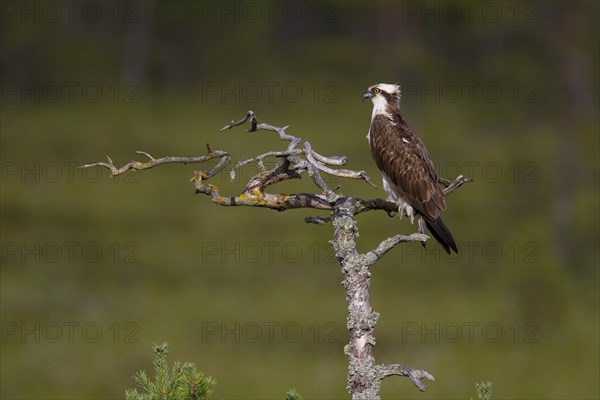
79 146 230 178
81 111 471 399
220 109 301 151
368 232 429 261
378 364 436 392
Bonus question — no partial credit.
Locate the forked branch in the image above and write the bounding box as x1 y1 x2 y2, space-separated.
79 146 230 178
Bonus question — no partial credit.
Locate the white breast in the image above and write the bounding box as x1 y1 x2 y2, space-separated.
371 95 391 119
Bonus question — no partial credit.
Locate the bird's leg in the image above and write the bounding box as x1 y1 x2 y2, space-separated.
407 206 415 224
392 199 416 223
418 216 427 248
397 204 404 220
418 216 426 235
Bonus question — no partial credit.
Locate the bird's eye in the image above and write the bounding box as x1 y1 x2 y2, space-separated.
373 88 380 94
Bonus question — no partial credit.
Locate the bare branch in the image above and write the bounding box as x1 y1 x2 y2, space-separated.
311 150 348 166
230 149 303 181
80 147 229 177
233 149 301 170
136 150 155 160
243 159 304 195
202 149 232 180
437 176 451 186
300 153 335 200
304 142 377 188
254 123 301 151
219 109 257 132
443 174 473 196
378 364 436 392
353 198 398 217
194 182 332 211
305 215 331 225
367 233 429 264
219 111 380 203
220 110 301 150
230 146 357 183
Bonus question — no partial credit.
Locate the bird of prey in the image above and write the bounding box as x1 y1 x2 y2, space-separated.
362 83 458 254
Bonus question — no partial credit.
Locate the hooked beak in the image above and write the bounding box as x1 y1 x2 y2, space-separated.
361 91 373 101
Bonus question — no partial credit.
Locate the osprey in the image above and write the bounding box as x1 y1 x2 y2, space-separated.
362 83 458 254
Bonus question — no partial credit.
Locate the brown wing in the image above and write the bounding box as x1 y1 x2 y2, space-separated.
370 114 445 220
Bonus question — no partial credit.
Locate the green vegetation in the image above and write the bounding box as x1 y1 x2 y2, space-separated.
284 388 303 400
476 381 493 400
125 343 302 400
125 343 216 400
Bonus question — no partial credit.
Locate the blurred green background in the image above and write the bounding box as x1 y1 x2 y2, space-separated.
1 1 598 399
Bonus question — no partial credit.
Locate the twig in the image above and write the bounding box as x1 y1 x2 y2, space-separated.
231 149 302 175
378 364 436 392
305 215 332 225
79 146 230 177
219 110 257 132
367 233 429 262
443 175 473 196
304 142 377 188
220 110 301 151
311 150 348 166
